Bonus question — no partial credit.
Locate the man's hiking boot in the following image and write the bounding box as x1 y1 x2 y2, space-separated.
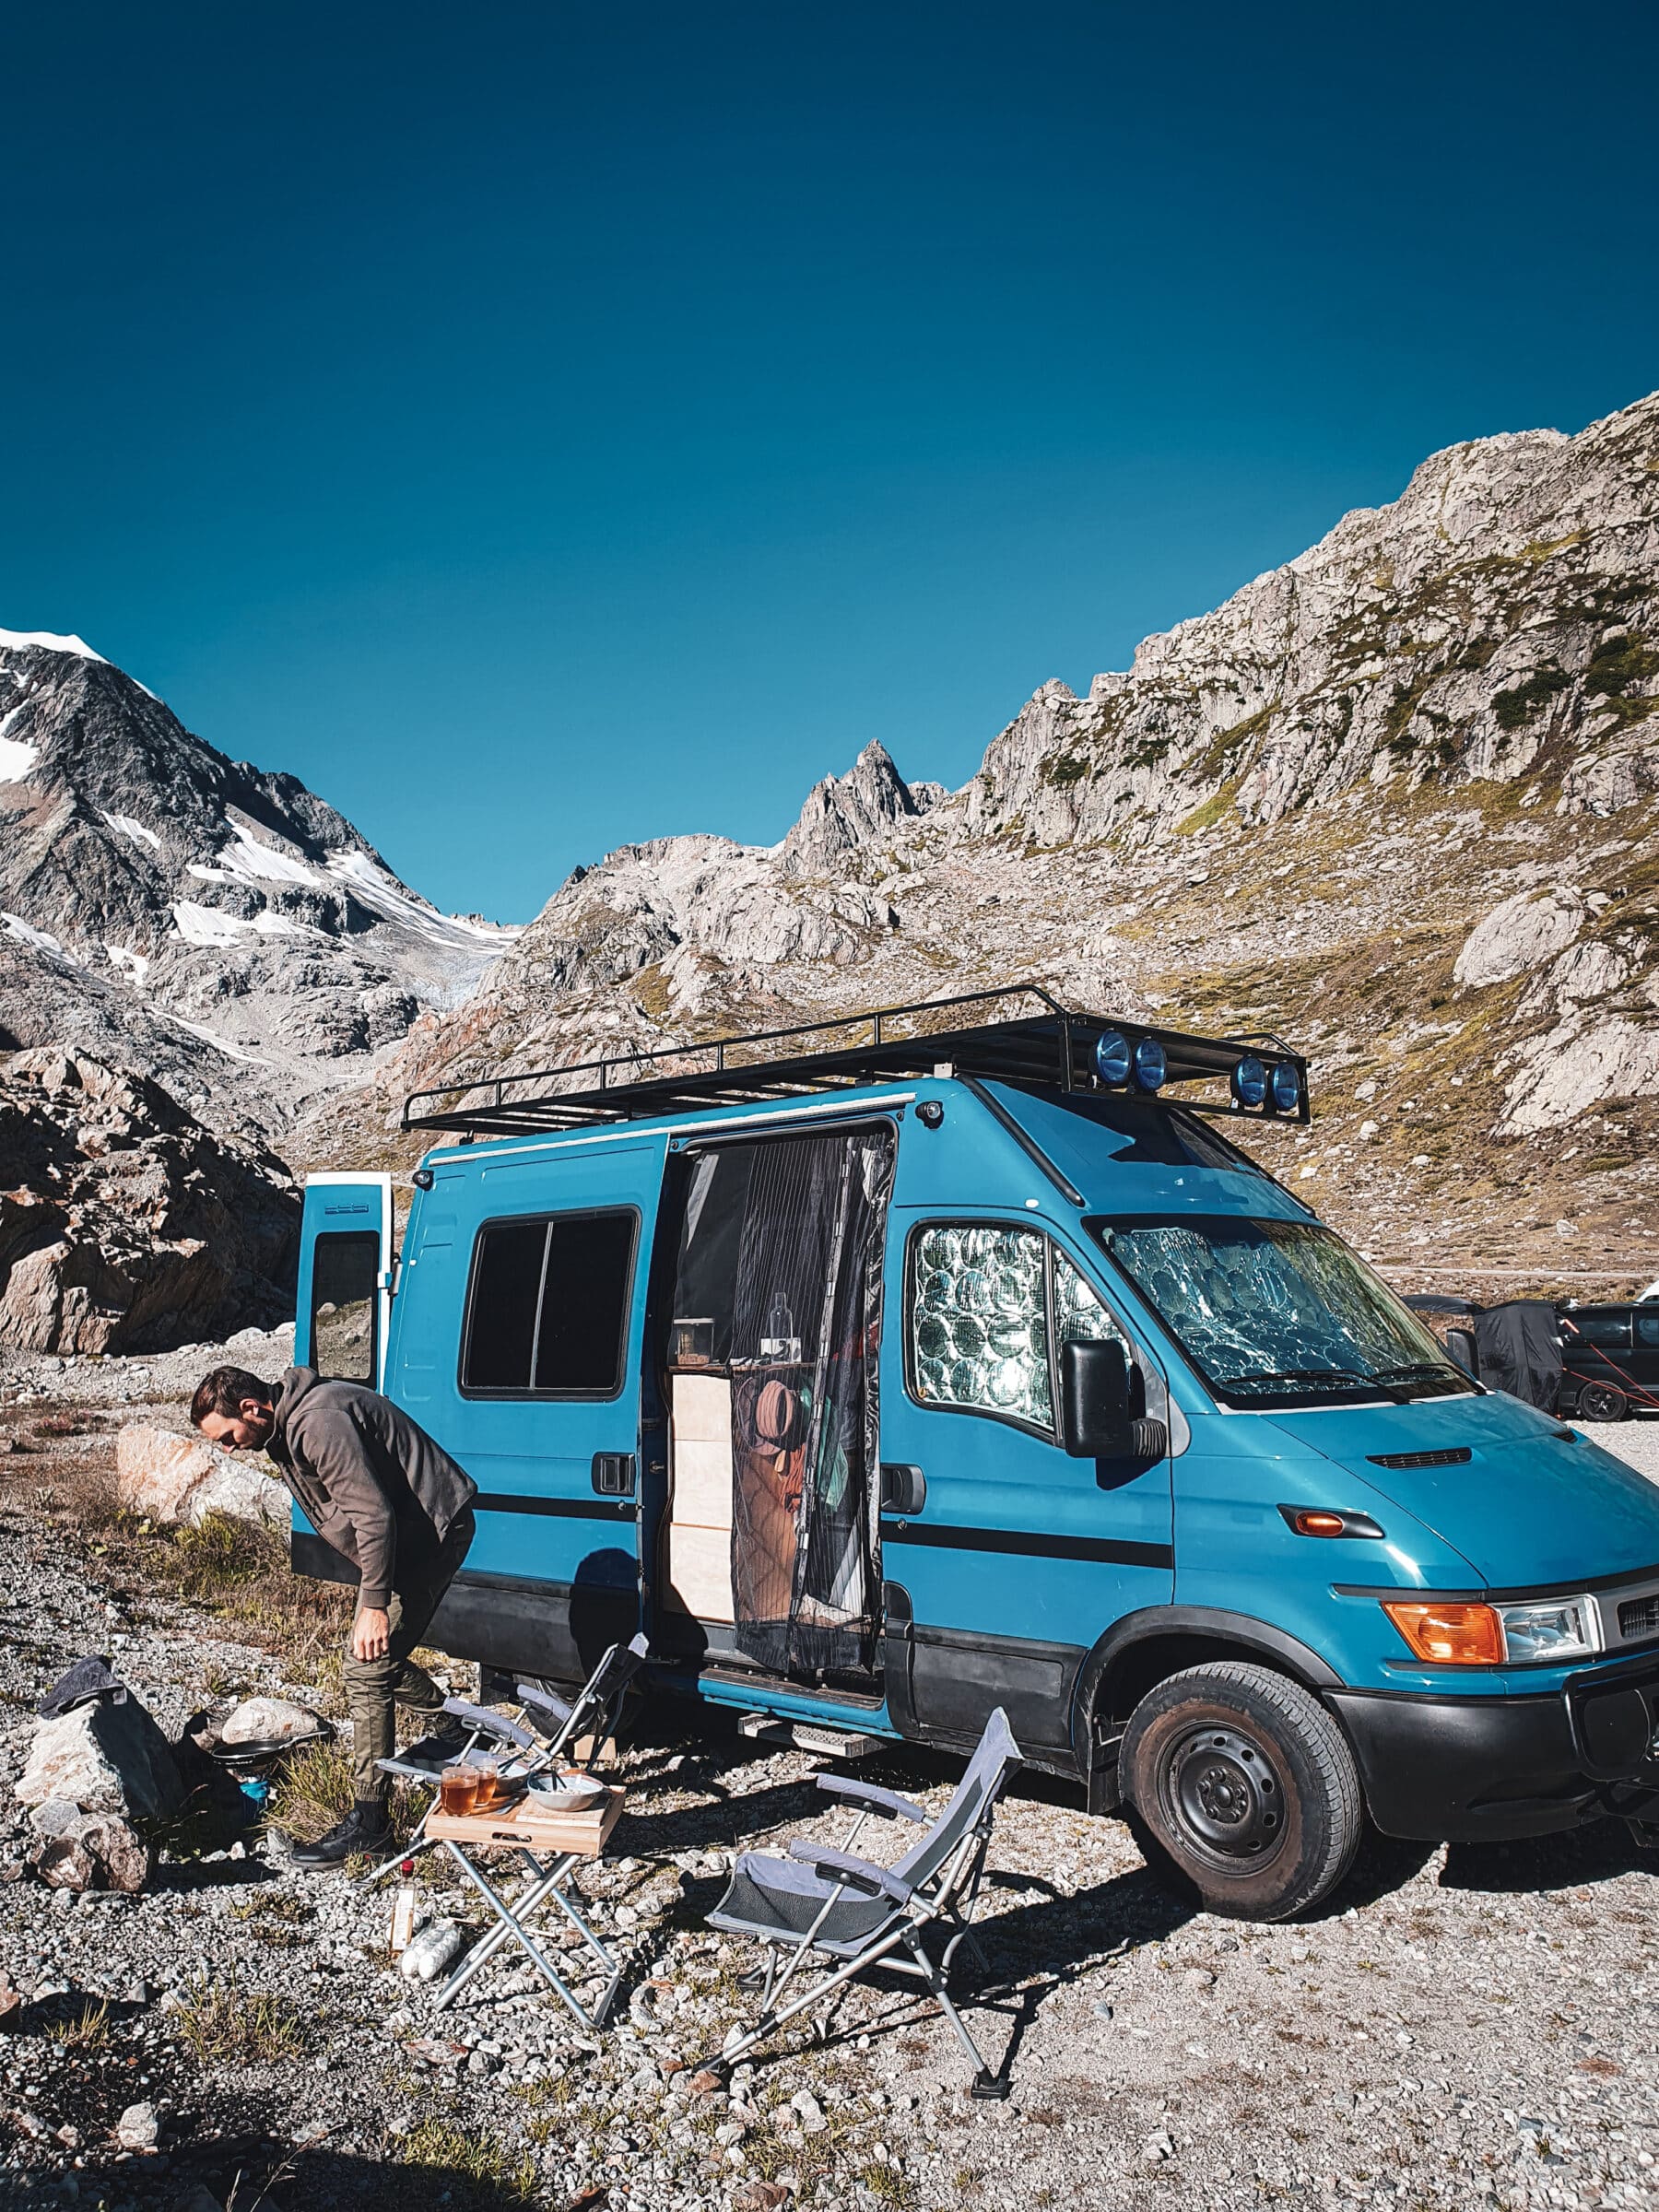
289 1801 391 1870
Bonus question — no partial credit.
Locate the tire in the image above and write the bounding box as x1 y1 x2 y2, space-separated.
1577 1381 1627 1424
1120 1661 1363 1922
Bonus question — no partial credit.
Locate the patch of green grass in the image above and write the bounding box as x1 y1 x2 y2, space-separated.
171 1510 277 1596
173 1973 304 2067
399 2120 537 2200
264 1735 420 1849
1175 775 1243 836
856 2160 919 2206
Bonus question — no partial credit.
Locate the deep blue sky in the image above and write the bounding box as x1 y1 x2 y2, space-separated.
5 2 1656 922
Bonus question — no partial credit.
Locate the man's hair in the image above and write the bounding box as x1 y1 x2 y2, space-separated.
190 1366 276 1428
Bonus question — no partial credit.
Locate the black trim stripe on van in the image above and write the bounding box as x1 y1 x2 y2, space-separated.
880 1519 1172 1570
474 1493 637 1523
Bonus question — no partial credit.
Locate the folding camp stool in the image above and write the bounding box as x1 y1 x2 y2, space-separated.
701 1707 1022 2098
360 1631 649 1891
423 1783 627 2028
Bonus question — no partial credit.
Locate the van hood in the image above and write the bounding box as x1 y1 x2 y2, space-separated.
1263 1391 1659 1589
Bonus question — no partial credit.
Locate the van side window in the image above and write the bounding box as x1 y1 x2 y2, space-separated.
912 1224 1051 1426
1573 1311 1632 1349
311 1230 380 1384
462 1210 636 1397
1638 1313 1659 1348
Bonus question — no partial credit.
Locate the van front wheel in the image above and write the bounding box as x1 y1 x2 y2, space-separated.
1120 1662 1362 1922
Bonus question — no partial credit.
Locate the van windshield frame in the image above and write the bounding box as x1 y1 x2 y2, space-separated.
1091 1213 1479 1411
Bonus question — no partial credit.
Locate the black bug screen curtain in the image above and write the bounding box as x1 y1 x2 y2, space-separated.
675 1124 894 1677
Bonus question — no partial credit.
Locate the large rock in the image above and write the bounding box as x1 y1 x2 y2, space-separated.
28 1812 151 1894
219 1696 324 1747
0 1051 300 1355
115 1424 288 1527
16 1696 183 1822
1453 889 1586 989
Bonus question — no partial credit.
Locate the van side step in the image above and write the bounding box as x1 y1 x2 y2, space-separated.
736 1712 886 1760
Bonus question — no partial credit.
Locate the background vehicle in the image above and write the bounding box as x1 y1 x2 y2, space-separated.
289 987 1659 1919
1559 1305 1659 1425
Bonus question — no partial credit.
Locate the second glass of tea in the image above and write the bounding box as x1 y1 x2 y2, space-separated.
439 1762 482 1815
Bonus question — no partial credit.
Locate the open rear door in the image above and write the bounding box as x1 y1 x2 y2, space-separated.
295 1173 395 1388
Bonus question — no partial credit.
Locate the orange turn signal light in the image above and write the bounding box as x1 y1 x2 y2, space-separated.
1382 1600 1504 1665
1291 1511 1347 1537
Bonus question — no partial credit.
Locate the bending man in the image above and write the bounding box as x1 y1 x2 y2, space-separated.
191 1362 477 1868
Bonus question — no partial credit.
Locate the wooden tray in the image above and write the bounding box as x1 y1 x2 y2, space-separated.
426 1786 624 1856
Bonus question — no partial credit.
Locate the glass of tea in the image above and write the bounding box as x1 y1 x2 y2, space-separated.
439 1762 481 1815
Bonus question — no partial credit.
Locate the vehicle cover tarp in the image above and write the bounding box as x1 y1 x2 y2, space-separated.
1472 1300 1561 1412
673 1124 894 1679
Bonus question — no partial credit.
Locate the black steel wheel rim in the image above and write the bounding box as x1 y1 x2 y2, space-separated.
1159 1721 1288 1871
1581 1383 1622 1421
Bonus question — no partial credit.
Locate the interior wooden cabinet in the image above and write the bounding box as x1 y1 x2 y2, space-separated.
660 1371 735 1622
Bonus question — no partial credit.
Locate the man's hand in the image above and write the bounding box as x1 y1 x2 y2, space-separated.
352 1607 391 1663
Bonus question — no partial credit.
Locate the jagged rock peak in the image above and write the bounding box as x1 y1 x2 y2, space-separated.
781 739 944 877
967 387 1659 849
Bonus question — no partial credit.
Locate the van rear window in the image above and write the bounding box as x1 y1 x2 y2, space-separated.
462 1209 637 1396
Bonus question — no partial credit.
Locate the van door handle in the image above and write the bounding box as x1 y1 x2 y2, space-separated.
591 1453 637 1500
879 1464 925 1515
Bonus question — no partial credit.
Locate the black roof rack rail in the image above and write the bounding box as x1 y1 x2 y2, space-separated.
401 981 1310 1139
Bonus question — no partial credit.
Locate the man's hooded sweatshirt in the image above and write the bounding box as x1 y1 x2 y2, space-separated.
266 1367 477 1609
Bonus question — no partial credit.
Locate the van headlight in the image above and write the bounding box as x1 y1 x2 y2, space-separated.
1495 1596 1600 1663
1383 1594 1600 1664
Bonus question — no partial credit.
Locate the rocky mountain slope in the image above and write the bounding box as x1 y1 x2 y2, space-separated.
0 629 514 1138
366 390 1659 1298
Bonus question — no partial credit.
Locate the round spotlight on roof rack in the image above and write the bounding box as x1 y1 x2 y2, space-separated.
1094 1030 1132 1086
1269 1060 1302 1114
1133 1037 1168 1092
1231 1054 1267 1109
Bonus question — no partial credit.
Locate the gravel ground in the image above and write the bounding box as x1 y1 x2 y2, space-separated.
0 1399 1655 2210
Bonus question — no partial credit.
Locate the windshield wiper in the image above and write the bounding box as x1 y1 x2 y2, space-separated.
1368 1360 1471 1388
1224 1367 1394 1395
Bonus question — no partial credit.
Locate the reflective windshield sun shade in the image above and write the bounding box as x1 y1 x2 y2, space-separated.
1100 1217 1474 1410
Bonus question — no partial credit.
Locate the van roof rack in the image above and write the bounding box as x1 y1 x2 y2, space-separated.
403 982 1309 1140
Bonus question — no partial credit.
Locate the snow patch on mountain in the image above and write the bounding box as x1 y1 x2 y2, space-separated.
0 735 40 782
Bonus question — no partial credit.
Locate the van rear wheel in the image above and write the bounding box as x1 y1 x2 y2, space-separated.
1120 1661 1362 1922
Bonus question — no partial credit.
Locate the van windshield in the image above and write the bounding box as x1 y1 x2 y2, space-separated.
1096 1216 1478 1410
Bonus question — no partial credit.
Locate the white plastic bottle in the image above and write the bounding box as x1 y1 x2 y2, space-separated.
390 1859 419 1957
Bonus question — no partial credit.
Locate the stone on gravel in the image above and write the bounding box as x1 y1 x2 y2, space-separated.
29 1834 98 1890
16 1690 183 1820
27 1797 83 1837
220 1694 325 1747
113 2099 159 2149
115 1421 288 1527
27 1810 150 1892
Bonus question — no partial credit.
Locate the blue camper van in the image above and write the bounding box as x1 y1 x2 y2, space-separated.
291 988 1659 1920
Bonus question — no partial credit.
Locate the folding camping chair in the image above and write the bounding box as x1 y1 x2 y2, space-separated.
701 1707 1022 2098
360 1630 649 1889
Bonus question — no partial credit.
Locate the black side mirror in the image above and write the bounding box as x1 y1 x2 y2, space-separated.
1062 1338 1130 1456
1445 1327 1479 1379
1061 1338 1167 1461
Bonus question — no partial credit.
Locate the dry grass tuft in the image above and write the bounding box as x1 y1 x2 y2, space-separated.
57 1998 111 2050
173 1973 305 2067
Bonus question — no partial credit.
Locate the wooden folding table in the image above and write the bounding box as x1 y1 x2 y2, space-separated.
424 1785 626 2026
